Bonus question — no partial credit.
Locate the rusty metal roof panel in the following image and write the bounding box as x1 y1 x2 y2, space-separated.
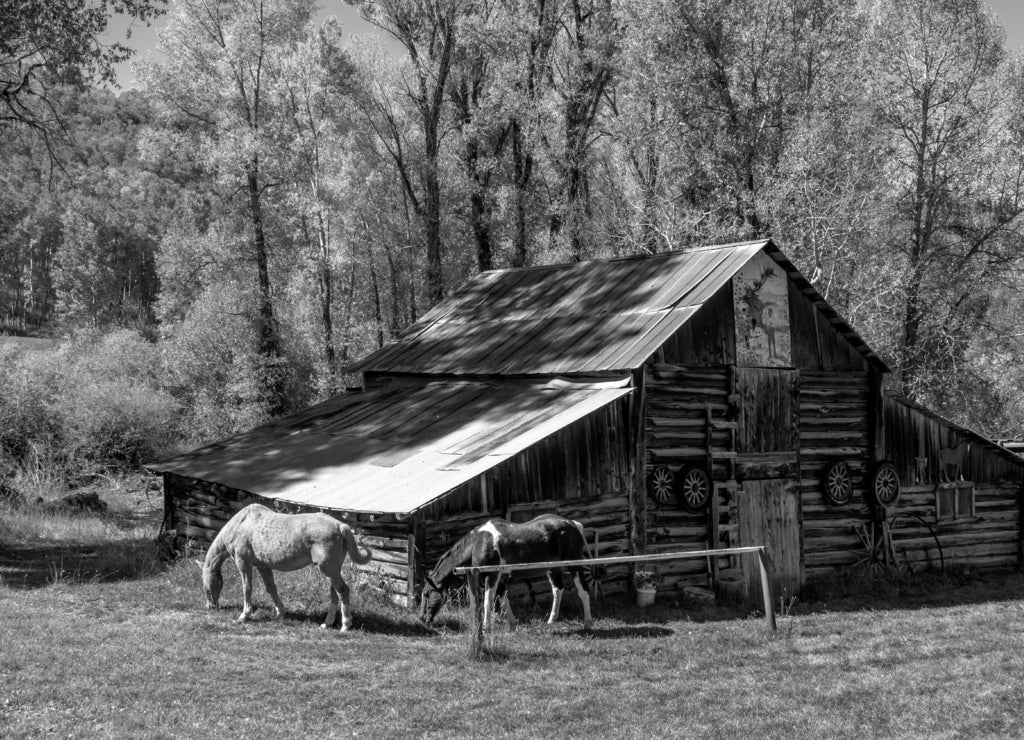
348 241 769 376
146 381 631 515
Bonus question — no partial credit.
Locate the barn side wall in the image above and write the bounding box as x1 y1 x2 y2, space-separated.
416 395 636 601
642 362 731 591
799 371 874 578
877 396 1023 572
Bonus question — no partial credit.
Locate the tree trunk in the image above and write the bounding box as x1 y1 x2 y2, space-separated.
245 156 286 415
423 107 444 306
511 119 533 268
315 212 336 392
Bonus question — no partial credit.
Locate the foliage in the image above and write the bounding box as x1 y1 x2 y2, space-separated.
0 0 165 160
633 570 663 589
0 330 178 474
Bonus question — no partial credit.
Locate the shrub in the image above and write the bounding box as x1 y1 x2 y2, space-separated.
0 330 179 474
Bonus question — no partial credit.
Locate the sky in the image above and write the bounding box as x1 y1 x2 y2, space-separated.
106 0 1024 90
105 1 391 88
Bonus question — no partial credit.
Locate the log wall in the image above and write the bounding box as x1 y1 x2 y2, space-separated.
642 363 731 591
799 371 873 579
878 395 1023 572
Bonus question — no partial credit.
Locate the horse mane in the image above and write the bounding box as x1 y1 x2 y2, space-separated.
426 526 480 587
202 504 252 573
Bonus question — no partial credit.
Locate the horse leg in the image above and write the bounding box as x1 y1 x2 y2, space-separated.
546 570 565 624
320 568 353 632
482 576 502 633
321 583 339 630
257 566 285 620
236 557 255 623
500 593 518 632
572 569 593 630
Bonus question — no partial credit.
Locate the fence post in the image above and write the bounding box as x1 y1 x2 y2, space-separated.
466 569 482 657
757 547 777 632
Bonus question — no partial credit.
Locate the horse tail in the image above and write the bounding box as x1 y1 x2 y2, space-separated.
571 518 606 590
570 519 592 559
343 525 373 565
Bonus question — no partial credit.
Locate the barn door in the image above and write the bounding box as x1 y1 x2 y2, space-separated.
734 367 802 599
737 479 801 600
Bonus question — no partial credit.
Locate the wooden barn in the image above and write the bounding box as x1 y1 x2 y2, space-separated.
148 239 1024 606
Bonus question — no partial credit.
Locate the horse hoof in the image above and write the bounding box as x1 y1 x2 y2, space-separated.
319 623 328 630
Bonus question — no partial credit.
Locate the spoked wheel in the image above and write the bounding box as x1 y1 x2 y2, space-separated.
821 460 853 506
872 461 901 508
647 466 675 504
675 466 712 512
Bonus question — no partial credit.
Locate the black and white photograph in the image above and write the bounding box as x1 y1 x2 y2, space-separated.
4 0 1024 736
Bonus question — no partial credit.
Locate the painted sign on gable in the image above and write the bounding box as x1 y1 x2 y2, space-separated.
733 252 792 367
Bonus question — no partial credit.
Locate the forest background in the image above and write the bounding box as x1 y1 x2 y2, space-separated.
4 0 1024 486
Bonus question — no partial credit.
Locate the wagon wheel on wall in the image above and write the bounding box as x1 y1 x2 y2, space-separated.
647 466 675 504
675 465 712 513
821 460 853 506
871 461 901 508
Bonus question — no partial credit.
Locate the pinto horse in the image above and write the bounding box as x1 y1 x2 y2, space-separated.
198 503 373 631
419 514 593 631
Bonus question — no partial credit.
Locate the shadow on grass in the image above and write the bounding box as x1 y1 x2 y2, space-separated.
585 624 675 639
0 538 167 590
797 568 1024 615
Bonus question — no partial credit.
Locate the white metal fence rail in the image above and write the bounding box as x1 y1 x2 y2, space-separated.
453 545 777 651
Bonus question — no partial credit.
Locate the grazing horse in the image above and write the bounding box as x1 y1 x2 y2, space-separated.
198 503 372 631
419 514 593 631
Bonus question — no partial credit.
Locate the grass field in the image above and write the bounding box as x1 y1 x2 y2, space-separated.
3 488 1024 739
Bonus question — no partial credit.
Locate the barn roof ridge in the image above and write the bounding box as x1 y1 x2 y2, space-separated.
477 239 772 275
349 238 889 376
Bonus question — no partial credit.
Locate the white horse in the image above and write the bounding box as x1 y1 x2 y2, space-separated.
198 503 372 631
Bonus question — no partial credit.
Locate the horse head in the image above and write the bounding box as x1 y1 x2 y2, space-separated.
196 558 223 609
419 575 445 624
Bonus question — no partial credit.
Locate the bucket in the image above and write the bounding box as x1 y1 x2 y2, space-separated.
636 586 657 608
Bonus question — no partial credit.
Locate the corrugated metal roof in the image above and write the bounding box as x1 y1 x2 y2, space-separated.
147 380 631 514
348 239 888 376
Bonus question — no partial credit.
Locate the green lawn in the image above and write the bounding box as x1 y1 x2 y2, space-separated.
3 496 1024 739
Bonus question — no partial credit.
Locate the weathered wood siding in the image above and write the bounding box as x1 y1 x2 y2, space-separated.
655 283 736 366
787 279 871 372
642 363 732 591
418 395 636 600
799 372 873 579
879 395 1023 571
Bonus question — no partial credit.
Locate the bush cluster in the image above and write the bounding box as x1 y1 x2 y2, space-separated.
0 330 179 479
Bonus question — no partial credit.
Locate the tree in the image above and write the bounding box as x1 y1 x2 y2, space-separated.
0 0 165 160
548 0 616 259
352 0 468 306
867 0 1024 399
277 20 362 391
143 0 316 415
446 6 511 272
